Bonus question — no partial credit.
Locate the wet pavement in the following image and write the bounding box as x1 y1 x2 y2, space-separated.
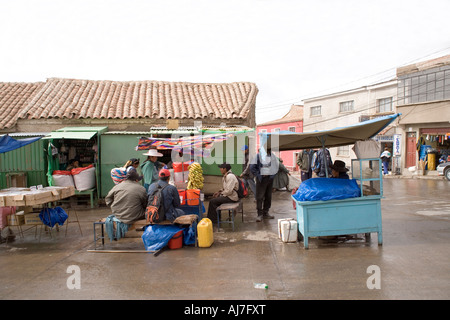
0 178 449 300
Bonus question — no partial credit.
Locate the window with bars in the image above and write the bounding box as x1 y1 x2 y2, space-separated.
337 145 349 156
310 105 321 116
288 126 296 132
339 100 354 113
398 66 450 105
377 97 393 113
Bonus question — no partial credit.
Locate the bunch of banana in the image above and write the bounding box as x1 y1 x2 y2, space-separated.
187 162 204 190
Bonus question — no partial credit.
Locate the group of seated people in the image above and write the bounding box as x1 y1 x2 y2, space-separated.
105 157 351 235
105 167 188 228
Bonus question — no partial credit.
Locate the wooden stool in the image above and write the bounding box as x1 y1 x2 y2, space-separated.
216 200 243 231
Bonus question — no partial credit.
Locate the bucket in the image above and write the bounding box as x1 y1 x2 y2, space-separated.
197 218 213 248
178 189 186 205
168 230 183 249
173 162 190 172
186 189 200 206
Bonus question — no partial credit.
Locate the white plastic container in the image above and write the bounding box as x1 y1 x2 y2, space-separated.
278 218 294 238
278 218 297 243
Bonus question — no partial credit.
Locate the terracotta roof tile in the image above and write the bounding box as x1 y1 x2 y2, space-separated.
19 78 257 122
0 82 44 129
258 104 303 126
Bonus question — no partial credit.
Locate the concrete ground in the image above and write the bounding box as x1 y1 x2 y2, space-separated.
0 177 449 300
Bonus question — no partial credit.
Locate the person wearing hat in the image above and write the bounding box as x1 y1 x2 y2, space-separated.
330 160 350 179
206 162 239 223
147 168 186 222
141 148 164 191
105 169 148 226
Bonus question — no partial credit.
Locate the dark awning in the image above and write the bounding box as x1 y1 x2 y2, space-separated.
261 113 401 151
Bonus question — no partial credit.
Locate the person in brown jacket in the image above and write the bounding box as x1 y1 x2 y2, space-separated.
105 169 147 224
206 163 239 223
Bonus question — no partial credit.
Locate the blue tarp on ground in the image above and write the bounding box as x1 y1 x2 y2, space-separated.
141 223 197 251
0 135 42 153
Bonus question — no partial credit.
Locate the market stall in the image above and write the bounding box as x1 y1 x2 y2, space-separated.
0 186 76 239
42 127 108 207
137 134 212 219
261 113 400 249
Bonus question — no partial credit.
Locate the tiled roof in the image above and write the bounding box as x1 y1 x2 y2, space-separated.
258 104 303 126
0 82 44 128
18 78 258 122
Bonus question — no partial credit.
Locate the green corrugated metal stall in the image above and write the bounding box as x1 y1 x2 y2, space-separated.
100 132 149 198
100 128 253 197
0 133 49 189
43 127 108 200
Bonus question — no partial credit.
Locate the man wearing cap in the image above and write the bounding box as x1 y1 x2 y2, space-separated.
141 148 164 191
105 169 148 225
147 168 186 222
330 160 350 179
206 163 239 223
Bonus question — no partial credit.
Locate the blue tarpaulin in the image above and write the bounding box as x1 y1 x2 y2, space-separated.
292 178 361 202
0 134 42 153
39 207 68 228
141 223 197 251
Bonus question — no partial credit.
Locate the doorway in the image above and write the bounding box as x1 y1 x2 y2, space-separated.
406 132 416 168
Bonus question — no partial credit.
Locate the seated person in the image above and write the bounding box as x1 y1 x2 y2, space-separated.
66 159 80 171
207 163 239 223
330 160 350 179
147 168 186 222
105 169 147 225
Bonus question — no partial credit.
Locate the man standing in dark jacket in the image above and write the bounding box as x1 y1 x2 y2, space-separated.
297 149 313 181
250 148 278 222
314 148 332 178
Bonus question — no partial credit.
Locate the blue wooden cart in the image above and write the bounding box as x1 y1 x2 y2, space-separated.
260 115 400 249
292 158 383 249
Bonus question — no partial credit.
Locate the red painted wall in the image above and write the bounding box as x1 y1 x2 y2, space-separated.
256 120 303 171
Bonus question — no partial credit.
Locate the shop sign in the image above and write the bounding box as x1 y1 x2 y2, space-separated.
393 134 401 156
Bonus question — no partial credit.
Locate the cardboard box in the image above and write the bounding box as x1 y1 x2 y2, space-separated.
24 190 54 206
0 187 74 206
7 213 25 226
2 194 26 207
44 186 75 200
24 212 43 225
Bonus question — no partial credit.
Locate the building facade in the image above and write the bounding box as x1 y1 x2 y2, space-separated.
396 54 450 173
302 79 398 171
256 105 303 171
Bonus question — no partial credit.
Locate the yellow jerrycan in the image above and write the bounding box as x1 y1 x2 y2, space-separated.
197 218 213 247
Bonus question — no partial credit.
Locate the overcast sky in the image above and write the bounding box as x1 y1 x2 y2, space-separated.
1 0 450 124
